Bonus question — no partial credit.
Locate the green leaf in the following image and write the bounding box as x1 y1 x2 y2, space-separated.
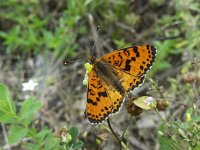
0 84 17 123
192 116 200 122
44 133 60 150
175 40 188 49
186 107 194 116
0 84 16 113
72 141 83 149
193 143 200 150
20 98 42 126
35 127 52 141
69 127 78 140
0 113 18 124
154 61 172 71
157 125 177 150
22 143 40 150
113 39 130 49
8 125 28 144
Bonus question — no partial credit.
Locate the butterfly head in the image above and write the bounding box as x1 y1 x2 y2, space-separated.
88 54 96 64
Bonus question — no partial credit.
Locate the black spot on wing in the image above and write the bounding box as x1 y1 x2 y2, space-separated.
131 57 136 61
133 46 140 57
96 81 103 88
150 45 157 61
124 49 130 57
86 112 91 116
91 84 96 88
151 45 156 54
112 98 124 113
118 52 123 59
98 91 108 97
123 59 131 71
87 111 111 124
87 99 97 105
118 60 123 67
143 45 157 74
140 66 144 70
130 76 145 91
88 89 95 96
104 106 108 110
96 97 100 102
146 45 150 50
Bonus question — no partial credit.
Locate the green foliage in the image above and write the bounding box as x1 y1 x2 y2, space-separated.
20 98 42 126
60 127 83 149
0 0 199 68
0 84 83 150
69 127 83 149
152 0 200 73
69 127 79 141
8 125 28 144
155 58 200 150
0 0 78 58
0 84 17 123
157 105 200 150
157 125 177 150
0 0 132 59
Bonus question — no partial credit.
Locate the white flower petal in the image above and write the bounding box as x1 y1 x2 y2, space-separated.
144 97 155 105
22 79 38 91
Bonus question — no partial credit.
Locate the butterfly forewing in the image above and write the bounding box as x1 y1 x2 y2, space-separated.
101 45 156 77
86 71 113 124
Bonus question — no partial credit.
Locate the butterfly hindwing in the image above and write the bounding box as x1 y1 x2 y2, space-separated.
86 69 127 124
115 69 146 92
103 80 125 114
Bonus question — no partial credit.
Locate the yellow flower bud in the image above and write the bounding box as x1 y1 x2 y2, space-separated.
186 113 191 122
96 139 101 145
84 63 93 73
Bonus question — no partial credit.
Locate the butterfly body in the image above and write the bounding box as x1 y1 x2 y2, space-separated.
93 59 126 95
85 45 156 124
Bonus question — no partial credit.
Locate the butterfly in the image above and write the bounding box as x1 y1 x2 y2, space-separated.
84 45 156 124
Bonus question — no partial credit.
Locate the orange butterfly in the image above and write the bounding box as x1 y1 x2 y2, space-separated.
85 45 156 124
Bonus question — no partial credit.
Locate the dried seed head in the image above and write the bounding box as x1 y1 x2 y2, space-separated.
125 100 143 116
156 100 169 111
182 72 196 83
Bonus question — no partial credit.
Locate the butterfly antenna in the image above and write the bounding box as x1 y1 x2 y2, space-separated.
91 26 100 58
64 59 86 65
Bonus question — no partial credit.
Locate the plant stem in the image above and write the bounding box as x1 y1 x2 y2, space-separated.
107 118 122 150
121 116 132 139
1 123 11 150
154 109 171 128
